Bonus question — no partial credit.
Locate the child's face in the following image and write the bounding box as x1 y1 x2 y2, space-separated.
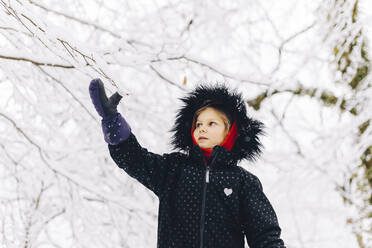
193 107 228 149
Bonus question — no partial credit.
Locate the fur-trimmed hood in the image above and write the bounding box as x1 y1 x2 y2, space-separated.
170 83 265 163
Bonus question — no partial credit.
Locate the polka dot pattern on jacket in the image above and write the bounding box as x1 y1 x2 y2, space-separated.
108 133 286 248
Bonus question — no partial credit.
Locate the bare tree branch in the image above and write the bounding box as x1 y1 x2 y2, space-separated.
0 54 74 68
151 56 271 86
28 0 120 38
271 22 317 74
36 66 98 121
0 112 140 212
149 64 186 91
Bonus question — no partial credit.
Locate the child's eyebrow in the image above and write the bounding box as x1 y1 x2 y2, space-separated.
196 118 220 122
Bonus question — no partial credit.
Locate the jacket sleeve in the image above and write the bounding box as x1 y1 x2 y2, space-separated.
241 173 286 248
107 132 180 198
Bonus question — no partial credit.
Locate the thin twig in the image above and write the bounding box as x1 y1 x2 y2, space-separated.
36 66 98 121
28 0 120 38
152 55 270 86
0 54 74 68
271 22 317 74
149 65 186 91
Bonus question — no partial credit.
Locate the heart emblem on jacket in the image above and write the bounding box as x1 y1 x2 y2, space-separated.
224 188 233 196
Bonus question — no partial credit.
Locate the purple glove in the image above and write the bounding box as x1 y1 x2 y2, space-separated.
89 78 131 145
101 112 131 145
89 78 122 118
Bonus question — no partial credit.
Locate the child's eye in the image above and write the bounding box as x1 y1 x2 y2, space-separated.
196 122 216 128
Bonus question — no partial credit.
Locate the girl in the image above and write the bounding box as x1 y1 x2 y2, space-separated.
89 79 286 248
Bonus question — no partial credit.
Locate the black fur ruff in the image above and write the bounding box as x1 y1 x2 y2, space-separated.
170 83 265 163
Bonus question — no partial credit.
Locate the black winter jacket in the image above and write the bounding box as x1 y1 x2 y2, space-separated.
107 84 286 248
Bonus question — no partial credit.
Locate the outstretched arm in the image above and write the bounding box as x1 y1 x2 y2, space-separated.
89 78 181 197
107 130 180 197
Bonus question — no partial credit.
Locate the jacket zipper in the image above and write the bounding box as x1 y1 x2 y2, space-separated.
200 149 218 248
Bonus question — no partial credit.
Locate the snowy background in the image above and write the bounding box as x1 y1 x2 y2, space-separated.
0 0 371 247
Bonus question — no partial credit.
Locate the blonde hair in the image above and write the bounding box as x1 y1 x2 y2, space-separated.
192 105 231 135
